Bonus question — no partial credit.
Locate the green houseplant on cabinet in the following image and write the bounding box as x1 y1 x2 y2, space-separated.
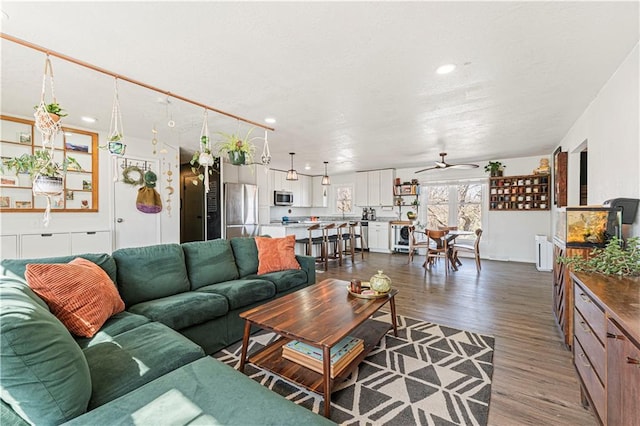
484 161 505 177
216 128 256 166
557 236 640 277
2 149 81 194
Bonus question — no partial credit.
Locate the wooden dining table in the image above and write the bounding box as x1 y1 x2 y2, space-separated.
415 229 475 271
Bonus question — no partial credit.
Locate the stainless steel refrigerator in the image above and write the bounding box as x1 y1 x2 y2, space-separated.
224 183 259 238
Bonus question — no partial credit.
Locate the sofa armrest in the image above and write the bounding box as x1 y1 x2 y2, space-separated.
295 255 316 285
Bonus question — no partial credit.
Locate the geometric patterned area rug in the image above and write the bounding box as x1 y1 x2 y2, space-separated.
213 311 495 425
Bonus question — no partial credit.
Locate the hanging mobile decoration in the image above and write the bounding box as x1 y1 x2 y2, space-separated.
106 78 127 155
164 160 174 217
166 97 175 128
151 126 158 155
34 55 63 145
261 130 272 173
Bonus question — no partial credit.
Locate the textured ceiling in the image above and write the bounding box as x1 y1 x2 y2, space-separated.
1 1 638 175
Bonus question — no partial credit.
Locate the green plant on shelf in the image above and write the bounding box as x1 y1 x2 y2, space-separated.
2 149 81 179
557 236 640 277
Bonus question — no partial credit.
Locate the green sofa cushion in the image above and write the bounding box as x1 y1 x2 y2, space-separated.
230 237 259 277
0 252 116 283
0 281 92 424
128 292 228 330
196 279 275 310
75 311 151 349
83 322 205 409
113 244 191 306
182 239 239 289
64 357 335 426
246 269 308 293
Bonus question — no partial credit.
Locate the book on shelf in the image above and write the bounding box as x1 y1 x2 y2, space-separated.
282 336 364 378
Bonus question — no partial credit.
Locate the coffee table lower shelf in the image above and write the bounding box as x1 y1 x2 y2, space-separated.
247 318 391 396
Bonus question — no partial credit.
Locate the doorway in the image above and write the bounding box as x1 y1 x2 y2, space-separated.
113 156 161 250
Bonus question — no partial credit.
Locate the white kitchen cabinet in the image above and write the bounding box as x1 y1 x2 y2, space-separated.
256 168 272 207
355 172 369 207
355 169 395 207
368 221 391 253
71 231 112 255
272 170 291 193
312 176 328 207
300 175 312 207
238 164 257 185
378 169 395 206
1 235 18 259
21 233 71 259
291 178 302 207
222 163 239 183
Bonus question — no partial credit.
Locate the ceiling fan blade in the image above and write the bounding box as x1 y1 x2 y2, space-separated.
449 163 479 169
434 161 447 167
415 166 437 173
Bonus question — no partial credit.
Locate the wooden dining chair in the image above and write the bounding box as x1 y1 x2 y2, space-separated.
424 229 451 274
348 221 365 261
407 226 431 264
452 228 483 272
320 223 337 270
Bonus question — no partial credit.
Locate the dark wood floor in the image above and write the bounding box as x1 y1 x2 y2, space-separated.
315 251 597 425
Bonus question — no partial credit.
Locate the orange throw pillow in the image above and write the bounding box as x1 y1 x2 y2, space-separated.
25 257 125 338
255 235 301 275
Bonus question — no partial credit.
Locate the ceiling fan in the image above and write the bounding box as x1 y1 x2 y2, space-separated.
415 152 479 173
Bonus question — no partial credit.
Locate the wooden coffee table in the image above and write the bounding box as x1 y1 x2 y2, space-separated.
238 278 398 418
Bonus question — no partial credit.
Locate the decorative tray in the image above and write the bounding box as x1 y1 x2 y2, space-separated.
346 282 391 299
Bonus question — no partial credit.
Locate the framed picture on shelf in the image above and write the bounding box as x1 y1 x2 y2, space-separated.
18 132 31 144
1 176 17 186
0 196 10 208
15 201 32 209
66 190 74 200
82 180 92 190
65 142 89 152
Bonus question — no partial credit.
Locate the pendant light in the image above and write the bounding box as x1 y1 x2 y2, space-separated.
321 161 331 185
286 152 298 181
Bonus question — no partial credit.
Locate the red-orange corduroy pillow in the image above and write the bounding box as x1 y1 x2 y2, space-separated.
255 235 301 275
25 257 125 338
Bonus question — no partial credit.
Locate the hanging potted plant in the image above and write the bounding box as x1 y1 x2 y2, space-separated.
190 136 217 180
2 149 81 194
216 128 257 166
34 102 67 124
484 161 505 177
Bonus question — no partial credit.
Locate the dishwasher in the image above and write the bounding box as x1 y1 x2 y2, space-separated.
360 220 369 251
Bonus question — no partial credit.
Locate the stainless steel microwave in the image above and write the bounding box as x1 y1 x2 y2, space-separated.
274 190 293 206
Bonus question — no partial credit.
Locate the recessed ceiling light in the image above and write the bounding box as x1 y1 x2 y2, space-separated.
265 117 276 124
436 64 456 75
304 163 311 170
81 116 97 123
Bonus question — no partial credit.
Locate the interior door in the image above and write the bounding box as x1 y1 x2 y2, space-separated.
182 174 204 242
113 157 161 249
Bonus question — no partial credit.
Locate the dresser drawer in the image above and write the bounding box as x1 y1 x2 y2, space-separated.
574 339 605 421
574 309 605 382
574 282 605 343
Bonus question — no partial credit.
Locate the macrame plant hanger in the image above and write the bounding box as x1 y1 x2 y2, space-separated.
199 109 214 193
108 78 126 154
33 55 64 227
261 129 271 173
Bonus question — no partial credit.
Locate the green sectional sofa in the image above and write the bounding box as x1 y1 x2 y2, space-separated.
0 237 330 426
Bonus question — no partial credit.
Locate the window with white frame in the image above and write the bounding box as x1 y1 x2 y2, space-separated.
422 181 484 239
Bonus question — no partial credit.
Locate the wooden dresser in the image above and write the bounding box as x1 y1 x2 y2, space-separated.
570 272 640 425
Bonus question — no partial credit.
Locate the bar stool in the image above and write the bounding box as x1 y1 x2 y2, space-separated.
295 223 324 259
348 221 365 261
320 223 337 270
334 222 350 265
